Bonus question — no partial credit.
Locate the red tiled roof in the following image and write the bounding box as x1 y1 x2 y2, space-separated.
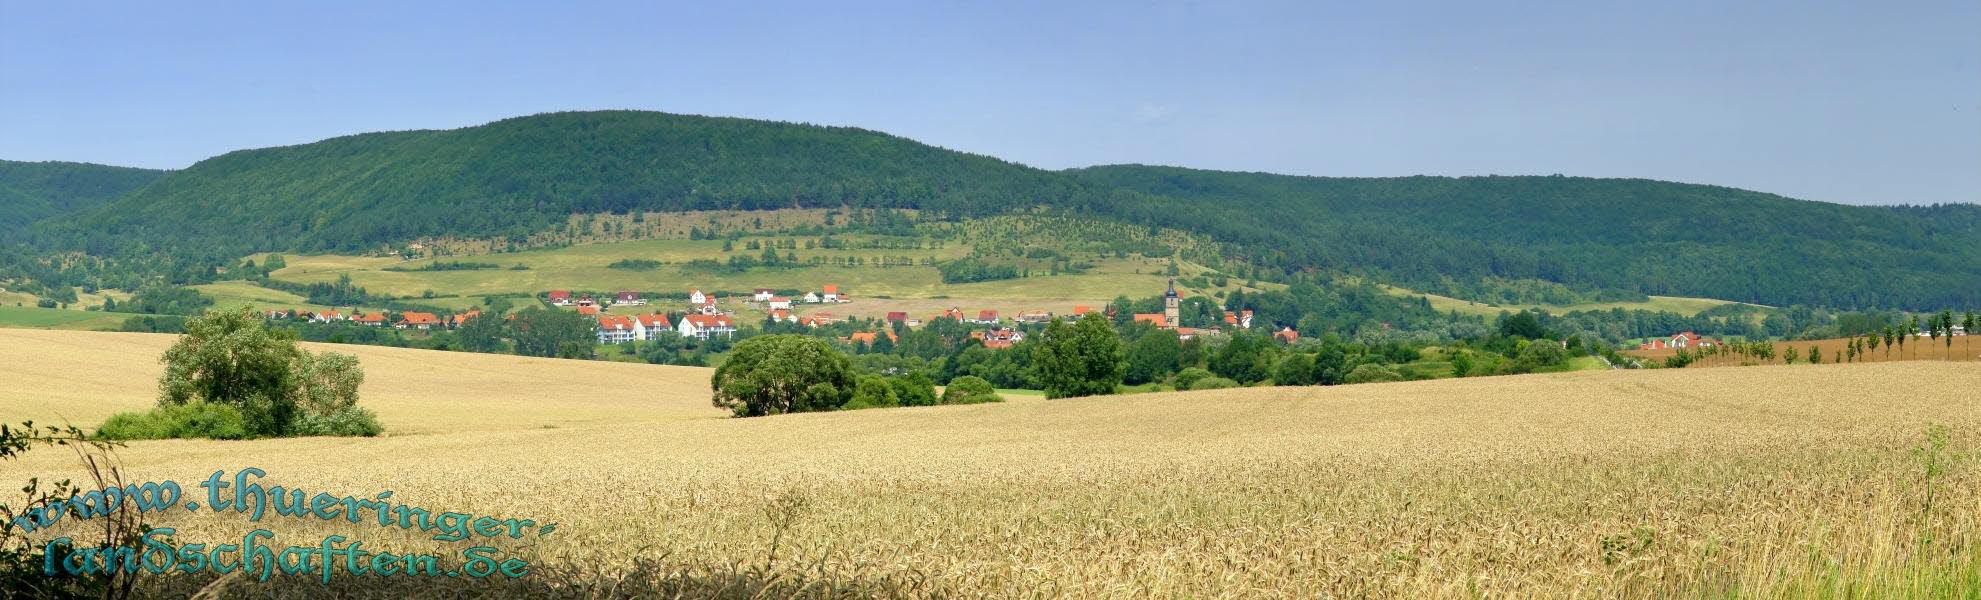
634 314 672 328
576 305 600 316
547 290 571 300
683 314 734 328
597 315 635 330
1133 313 1167 328
823 284 839 294
400 312 442 326
885 311 908 322
977 310 998 320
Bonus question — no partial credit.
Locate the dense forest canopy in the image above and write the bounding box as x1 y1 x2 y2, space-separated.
0 160 168 234
3 110 1977 310
1070 165 1981 308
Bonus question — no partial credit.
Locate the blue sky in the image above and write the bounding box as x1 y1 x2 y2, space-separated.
2 1 1975 205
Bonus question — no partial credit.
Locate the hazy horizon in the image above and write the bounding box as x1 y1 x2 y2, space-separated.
3 1 1976 206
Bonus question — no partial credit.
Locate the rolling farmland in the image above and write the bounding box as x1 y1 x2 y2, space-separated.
3 329 1980 597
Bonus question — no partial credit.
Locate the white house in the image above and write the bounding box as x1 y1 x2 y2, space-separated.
679 314 737 339
596 315 637 344
688 289 708 305
752 288 775 302
769 308 798 323
633 314 672 340
767 296 793 310
803 292 821 303
821 284 841 302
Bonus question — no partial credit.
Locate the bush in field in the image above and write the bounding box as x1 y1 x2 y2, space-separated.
1187 377 1240 390
844 375 900 410
711 335 856 417
941 376 1003 404
96 402 249 440
1343 363 1403 384
889 373 939 407
1170 367 1215 390
129 306 377 438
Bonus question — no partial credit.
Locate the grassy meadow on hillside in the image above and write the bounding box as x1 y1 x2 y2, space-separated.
1375 283 1755 319
4 329 1981 597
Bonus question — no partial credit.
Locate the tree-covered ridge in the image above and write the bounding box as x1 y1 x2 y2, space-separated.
55 110 1105 256
0 160 169 233
1069 165 1981 309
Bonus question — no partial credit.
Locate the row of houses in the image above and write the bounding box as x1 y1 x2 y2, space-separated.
593 312 739 343
550 285 850 311
265 309 480 330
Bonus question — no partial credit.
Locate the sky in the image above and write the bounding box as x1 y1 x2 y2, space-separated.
1 1 1976 206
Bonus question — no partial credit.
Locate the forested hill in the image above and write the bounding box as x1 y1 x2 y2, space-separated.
1069 165 1981 309
53 110 1107 254
17 110 1981 309
0 160 169 233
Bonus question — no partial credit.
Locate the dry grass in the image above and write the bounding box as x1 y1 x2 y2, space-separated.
4 330 1980 598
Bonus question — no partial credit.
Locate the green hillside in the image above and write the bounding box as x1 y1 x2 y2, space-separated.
10 110 1980 310
0 160 169 233
1069 165 1981 309
55 111 1100 255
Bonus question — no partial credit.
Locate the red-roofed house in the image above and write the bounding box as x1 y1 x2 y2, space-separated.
1273 327 1299 344
596 315 637 343
768 309 797 323
1663 331 1718 348
450 310 482 328
969 310 1000 325
885 311 909 325
398 312 442 330
576 305 600 316
847 330 897 346
354 312 387 327
972 328 1025 349
1072 305 1093 315
1133 313 1169 328
767 296 793 311
547 290 572 306
679 314 736 339
822 284 841 302
614 291 645 306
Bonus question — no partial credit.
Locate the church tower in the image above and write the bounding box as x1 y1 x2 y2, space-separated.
1163 279 1181 328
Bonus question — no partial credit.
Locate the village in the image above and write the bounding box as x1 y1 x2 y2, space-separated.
257 280 1295 349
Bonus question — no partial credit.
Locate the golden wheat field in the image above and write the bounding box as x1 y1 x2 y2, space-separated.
4 329 1981 598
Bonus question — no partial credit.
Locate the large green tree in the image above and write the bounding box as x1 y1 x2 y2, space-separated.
1035 313 1125 399
1123 328 1182 385
510 306 595 359
710 334 855 417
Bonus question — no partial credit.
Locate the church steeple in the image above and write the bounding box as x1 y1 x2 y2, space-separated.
1163 279 1181 328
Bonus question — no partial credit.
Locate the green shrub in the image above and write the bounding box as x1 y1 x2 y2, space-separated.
1170 367 1215 390
847 375 899 409
941 376 1003 404
1343 363 1403 384
1187 377 1240 390
97 402 249 440
291 406 384 437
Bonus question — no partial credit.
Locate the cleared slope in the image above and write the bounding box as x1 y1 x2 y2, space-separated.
3 328 1979 597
